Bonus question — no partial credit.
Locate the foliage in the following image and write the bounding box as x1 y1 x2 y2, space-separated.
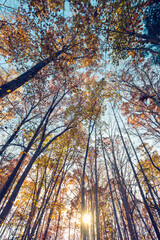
0 1 160 239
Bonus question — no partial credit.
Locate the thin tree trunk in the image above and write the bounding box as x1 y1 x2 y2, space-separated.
68 213 71 240
55 211 61 240
81 120 95 240
94 126 100 240
90 191 95 240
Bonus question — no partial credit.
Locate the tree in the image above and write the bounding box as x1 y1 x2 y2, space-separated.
95 0 160 63
0 0 101 98
137 144 160 196
107 61 160 140
112 106 160 239
0 64 92 223
1 1 160 239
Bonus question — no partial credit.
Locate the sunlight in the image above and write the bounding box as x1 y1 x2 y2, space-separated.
83 214 91 225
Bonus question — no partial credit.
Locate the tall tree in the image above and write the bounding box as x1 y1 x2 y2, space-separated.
0 0 101 98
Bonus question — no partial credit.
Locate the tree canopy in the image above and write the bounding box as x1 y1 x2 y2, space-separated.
0 1 160 239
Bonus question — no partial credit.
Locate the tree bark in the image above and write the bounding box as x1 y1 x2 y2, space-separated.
94 126 100 240
0 46 69 98
81 120 95 240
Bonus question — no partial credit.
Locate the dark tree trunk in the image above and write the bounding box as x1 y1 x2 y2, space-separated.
94 126 100 240
0 46 69 98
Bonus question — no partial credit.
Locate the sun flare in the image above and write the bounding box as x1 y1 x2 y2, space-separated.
83 214 91 225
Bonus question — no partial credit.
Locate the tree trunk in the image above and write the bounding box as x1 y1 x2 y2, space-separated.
81 120 95 240
0 46 69 98
55 211 61 240
94 126 100 240
90 192 95 240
